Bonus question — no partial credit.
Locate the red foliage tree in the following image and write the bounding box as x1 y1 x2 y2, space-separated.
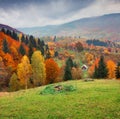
45 58 60 84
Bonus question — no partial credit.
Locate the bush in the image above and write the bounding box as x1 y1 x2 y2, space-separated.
40 84 76 95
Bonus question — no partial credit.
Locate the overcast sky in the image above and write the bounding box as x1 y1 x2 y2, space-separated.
0 0 120 28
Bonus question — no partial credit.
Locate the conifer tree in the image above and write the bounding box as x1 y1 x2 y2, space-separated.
1 28 6 33
2 39 9 53
115 62 120 79
28 43 33 63
64 57 73 80
67 57 74 68
12 31 19 41
21 34 25 43
93 65 98 78
46 50 51 59
19 44 26 56
93 56 108 79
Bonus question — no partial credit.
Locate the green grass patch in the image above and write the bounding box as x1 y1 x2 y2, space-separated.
0 80 120 119
40 84 76 95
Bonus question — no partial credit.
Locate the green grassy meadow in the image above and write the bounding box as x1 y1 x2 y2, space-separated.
0 80 120 119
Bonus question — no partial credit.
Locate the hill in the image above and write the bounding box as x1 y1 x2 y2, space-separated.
0 80 120 118
0 24 22 34
19 13 120 41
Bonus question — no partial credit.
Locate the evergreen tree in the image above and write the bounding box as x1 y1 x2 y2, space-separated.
53 36 56 42
29 35 36 48
67 57 74 68
93 56 108 79
6 29 12 36
19 44 26 56
2 39 9 53
37 45 44 56
54 51 58 57
41 40 45 46
38 38 41 45
25 36 29 45
28 43 33 63
115 62 120 79
63 58 73 80
21 34 25 43
46 50 51 59
12 31 18 41
93 65 99 78
1 28 6 33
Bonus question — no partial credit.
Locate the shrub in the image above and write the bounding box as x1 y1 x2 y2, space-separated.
40 84 76 95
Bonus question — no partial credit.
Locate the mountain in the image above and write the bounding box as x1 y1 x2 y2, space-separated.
19 13 120 41
0 24 22 34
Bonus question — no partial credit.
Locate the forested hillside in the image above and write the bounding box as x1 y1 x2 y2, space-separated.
0 26 120 92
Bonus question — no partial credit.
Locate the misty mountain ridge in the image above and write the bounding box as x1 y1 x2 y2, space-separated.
18 13 120 41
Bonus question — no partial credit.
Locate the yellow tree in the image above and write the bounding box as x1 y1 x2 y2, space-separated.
107 60 116 79
9 73 20 91
31 51 46 86
17 55 32 89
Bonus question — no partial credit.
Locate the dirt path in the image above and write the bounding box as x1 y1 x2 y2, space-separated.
0 92 9 97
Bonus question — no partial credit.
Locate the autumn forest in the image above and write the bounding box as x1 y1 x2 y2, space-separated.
0 26 120 92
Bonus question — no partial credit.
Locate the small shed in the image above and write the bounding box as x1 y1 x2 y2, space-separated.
81 64 88 71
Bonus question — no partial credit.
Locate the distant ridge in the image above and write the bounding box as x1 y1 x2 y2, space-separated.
0 24 22 34
19 13 120 41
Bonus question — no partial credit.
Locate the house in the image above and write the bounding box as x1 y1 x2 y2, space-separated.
81 64 88 71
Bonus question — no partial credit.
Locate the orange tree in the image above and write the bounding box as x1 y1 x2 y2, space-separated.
45 58 60 84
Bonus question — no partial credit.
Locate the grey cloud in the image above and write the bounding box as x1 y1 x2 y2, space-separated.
0 0 119 27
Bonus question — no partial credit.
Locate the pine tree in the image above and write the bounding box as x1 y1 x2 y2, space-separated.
19 44 26 56
67 57 73 68
25 36 29 45
63 58 73 80
1 28 6 33
115 62 120 79
94 56 108 79
53 36 56 42
31 51 46 86
12 31 19 41
28 43 33 63
54 51 58 57
21 34 25 43
29 35 36 48
2 39 9 53
38 38 41 45
37 44 44 56
46 50 51 59
93 65 98 78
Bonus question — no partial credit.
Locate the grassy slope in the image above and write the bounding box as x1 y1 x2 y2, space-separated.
0 80 120 119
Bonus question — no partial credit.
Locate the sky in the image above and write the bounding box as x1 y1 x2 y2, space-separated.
0 0 120 28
